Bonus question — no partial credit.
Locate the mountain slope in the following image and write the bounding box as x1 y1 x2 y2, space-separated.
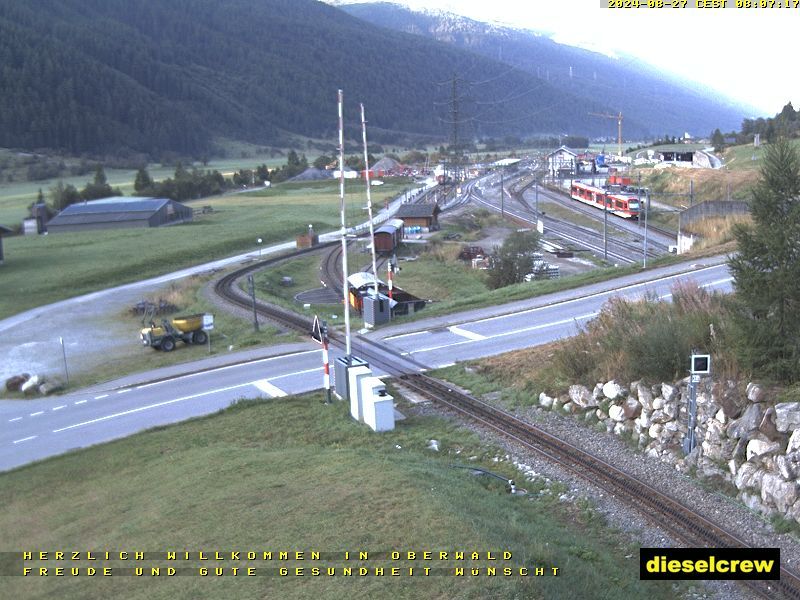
339 2 753 139
0 0 626 157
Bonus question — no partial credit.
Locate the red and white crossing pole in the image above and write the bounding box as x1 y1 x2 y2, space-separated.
387 260 394 300
322 320 331 404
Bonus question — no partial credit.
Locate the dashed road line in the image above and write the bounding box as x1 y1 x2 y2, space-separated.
53 405 66 411
94 394 108 400
13 436 37 444
448 325 486 341
52 381 255 434
116 389 131 395
75 400 87 405
8 417 22 423
252 379 287 398
30 411 44 417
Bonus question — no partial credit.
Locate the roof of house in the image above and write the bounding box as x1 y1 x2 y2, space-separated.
395 203 440 219
47 197 185 227
375 218 404 234
57 197 170 215
348 272 385 290
548 146 577 157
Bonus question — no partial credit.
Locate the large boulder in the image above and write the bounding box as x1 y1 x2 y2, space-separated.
775 402 800 433
735 462 765 491
758 407 781 441
746 439 782 461
761 473 798 513
661 383 679 404
5 375 29 392
788 429 800 454
727 403 764 440
636 382 654 410
602 380 624 400
568 385 596 408
608 405 626 422
747 382 767 403
538 392 554 409
622 397 641 420
777 452 800 480
716 380 745 420
20 375 40 395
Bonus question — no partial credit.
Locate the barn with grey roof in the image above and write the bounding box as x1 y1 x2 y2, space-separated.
46 197 193 233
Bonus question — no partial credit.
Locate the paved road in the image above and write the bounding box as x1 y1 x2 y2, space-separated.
1 255 733 472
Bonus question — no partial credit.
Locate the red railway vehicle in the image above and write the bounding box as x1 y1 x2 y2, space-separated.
569 181 640 219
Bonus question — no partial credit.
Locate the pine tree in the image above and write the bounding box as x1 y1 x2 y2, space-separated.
728 138 800 382
134 167 153 194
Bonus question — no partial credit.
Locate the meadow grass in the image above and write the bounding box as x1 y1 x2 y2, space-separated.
0 180 414 320
0 392 677 600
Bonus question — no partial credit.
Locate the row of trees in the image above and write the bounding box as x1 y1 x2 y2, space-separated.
49 166 121 211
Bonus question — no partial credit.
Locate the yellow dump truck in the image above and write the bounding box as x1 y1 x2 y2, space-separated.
140 313 210 352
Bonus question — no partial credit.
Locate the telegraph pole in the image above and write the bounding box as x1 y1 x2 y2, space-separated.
247 274 259 332
337 89 352 359
500 167 504 219
640 173 648 268
603 195 608 262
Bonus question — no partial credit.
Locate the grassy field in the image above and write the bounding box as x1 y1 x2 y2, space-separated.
0 146 364 226
0 179 416 320
0 393 679 600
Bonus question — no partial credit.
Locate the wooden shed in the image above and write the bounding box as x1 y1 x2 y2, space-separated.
395 203 440 231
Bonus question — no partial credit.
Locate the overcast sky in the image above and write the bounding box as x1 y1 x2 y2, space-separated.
333 0 797 116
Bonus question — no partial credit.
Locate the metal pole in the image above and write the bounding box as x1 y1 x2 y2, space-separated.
59 336 69 386
640 173 648 268
360 103 379 297
247 275 259 332
603 193 608 262
500 168 504 218
322 320 331 404
337 90 352 359
534 180 539 216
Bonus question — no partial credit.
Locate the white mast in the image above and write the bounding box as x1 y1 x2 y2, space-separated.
360 103 380 296
337 90 352 358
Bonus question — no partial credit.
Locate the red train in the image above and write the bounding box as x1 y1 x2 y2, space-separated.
570 181 640 219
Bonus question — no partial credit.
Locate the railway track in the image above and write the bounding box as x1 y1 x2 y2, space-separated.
398 372 800 600
212 198 800 600
500 178 667 264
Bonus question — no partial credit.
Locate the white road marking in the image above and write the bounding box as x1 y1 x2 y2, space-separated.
117 389 132 394
252 380 287 398
53 405 66 411
448 326 486 341
13 436 37 444
52 381 255 434
383 330 429 341
94 394 108 400
30 411 44 417
8 417 22 423
75 400 87 405
411 312 598 354
133 350 322 390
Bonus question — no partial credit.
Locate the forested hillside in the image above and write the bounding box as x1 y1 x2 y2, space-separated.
341 2 753 139
0 0 617 158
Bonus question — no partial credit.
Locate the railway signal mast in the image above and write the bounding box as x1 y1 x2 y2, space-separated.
360 103 380 297
589 111 624 157
337 89 353 358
